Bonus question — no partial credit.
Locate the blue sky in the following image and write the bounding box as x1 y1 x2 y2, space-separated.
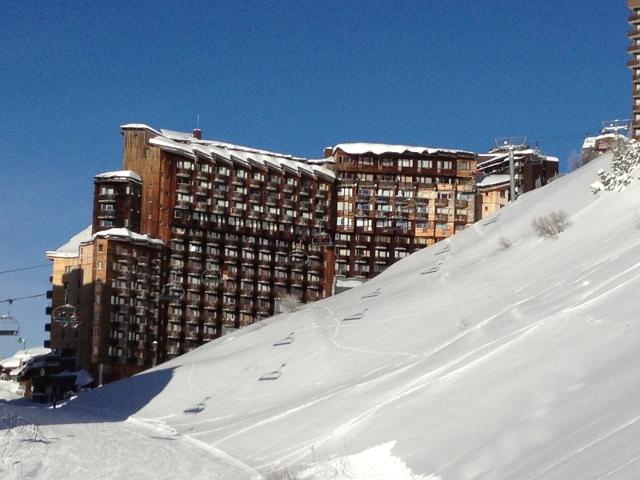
0 0 630 357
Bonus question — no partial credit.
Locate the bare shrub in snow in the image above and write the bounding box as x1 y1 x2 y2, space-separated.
263 468 300 480
277 294 303 313
497 237 512 250
532 211 571 239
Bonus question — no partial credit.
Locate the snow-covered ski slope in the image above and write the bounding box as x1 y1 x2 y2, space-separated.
68 153 640 478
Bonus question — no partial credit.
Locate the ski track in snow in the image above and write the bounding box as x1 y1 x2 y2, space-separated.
526 413 640 480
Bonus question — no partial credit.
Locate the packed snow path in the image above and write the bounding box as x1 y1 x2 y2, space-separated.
0 383 258 479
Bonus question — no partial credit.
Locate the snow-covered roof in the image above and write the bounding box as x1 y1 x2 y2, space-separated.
148 132 336 180
0 347 52 370
46 225 93 259
478 149 558 169
477 174 511 188
91 228 164 246
582 133 625 152
332 142 474 157
120 123 162 135
94 170 142 182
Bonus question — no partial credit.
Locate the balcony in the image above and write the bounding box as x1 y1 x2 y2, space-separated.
630 12 640 24
266 181 280 191
628 58 640 69
629 42 640 53
248 194 262 204
97 193 117 202
435 199 449 207
455 199 468 208
282 184 295 193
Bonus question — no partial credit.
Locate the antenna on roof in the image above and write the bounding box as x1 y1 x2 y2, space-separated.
197 114 200 129
493 137 527 203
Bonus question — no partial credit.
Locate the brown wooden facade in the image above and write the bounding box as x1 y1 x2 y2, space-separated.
629 0 640 139
324 145 476 280
120 125 336 362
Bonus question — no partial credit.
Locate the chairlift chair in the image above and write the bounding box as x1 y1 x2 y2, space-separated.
0 314 19 336
288 249 308 267
201 269 221 288
361 288 382 299
258 363 285 381
421 265 440 275
342 312 365 321
53 304 80 328
311 232 333 248
160 284 185 302
273 332 295 346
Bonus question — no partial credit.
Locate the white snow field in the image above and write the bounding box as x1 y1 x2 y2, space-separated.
2 152 640 479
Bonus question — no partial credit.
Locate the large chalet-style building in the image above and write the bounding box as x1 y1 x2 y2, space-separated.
321 143 476 284
47 125 336 382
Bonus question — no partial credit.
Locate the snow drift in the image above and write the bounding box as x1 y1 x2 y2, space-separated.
7 151 640 480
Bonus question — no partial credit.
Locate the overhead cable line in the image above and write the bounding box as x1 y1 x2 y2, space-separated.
0 293 47 304
0 264 50 276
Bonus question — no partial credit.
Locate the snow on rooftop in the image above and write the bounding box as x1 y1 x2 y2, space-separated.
46 225 93 259
94 170 142 182
0 347 52 370
148 132 336 180
477 174 511 188
333 142 473 156
120 123 162 135
91 228 164 246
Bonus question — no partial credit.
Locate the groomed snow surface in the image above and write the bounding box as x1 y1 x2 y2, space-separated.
2 152 640 479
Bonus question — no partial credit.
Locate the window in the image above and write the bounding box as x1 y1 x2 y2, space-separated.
398 159 412 169
97 261 103 271
417 160 433 169
440 160 453 170
337 216 353 228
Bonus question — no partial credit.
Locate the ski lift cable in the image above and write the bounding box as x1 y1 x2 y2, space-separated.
0 263 50 275
0 293 47 304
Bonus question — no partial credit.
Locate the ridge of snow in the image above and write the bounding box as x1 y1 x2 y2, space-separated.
94 170 142 182
332 142 473 157
298 442 439 480
91 228 164 246
477 174 511 188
